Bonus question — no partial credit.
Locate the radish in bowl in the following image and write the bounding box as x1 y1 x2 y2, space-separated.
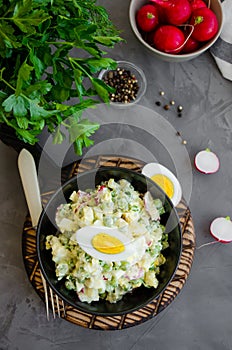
189 0 207 11
151 0 192 25
194 148 220 174
189 7 219 42
182 34 200 53
129 0 223 62
210 217 232 244
136 4 159 32
152 25 185 54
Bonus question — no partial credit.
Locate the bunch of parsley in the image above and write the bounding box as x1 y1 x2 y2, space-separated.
0 0 122 155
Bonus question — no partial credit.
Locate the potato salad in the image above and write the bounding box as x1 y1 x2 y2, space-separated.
46 178 168 303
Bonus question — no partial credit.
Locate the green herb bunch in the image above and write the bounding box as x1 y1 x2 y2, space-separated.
0 0 122 155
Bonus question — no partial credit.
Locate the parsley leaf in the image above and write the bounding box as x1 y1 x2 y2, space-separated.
2 94 28 117
0 0 123 155
71 119 100 156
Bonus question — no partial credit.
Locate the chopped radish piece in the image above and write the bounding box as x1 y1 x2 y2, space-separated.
194 148 220 174
210 217 232 243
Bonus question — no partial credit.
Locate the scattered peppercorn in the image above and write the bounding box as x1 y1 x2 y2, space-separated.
155 92 185 119
102 67 139 104
176 131 187 145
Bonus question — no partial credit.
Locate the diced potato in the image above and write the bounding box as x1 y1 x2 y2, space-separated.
144 270 159 288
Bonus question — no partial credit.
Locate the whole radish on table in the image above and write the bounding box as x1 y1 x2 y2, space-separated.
136 0 219 54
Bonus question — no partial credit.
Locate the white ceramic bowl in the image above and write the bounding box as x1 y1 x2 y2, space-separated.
98 60 147 107
129 0 224 62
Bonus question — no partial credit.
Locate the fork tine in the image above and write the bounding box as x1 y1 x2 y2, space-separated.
40 269 64 320
61 300 66 317
49 287 56 319
55 294 61 318
40 270 49 321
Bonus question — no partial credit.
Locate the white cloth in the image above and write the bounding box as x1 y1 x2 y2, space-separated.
210 0 232 81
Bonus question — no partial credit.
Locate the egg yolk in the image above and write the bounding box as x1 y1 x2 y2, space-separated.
151 174 174 198
92 233 125 255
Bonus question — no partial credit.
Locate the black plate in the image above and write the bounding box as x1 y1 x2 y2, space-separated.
37 167 182 316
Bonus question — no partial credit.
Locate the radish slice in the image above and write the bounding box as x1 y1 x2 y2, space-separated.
210 216 232 243
194 148 220 174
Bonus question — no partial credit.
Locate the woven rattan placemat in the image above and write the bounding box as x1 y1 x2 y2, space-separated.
22 155 195 330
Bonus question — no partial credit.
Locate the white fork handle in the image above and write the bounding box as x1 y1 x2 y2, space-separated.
18 149 42 226
18 149 52 320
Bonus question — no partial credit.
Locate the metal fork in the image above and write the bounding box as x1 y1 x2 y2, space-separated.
40 270 66 320
18 149 66 321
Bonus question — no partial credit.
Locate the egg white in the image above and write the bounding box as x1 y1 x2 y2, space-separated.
142 162 182 207
75 225 146 262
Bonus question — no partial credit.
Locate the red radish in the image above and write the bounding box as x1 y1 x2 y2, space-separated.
189 0 207 11
144 30 156 46
155 4 167 23
182 27 200 53
182 35 200 53
150 0 172 8
210 217 232 243
194 148 220 174
190 7 218 42
150 0 192 25
136 4 159 32
153 25 185 54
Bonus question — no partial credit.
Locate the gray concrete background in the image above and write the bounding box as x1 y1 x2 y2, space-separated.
1 0 232 349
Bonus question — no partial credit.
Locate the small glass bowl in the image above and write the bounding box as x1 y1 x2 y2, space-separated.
98 60 147 107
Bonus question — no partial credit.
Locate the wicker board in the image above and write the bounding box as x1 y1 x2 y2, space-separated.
22 155 195 330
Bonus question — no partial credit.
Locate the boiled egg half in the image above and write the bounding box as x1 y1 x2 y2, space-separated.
142 162 182 207
75 225 146 262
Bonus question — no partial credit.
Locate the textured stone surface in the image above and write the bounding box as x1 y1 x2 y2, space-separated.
1 1 232 349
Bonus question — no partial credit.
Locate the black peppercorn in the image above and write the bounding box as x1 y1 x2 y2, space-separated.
108 71 114 79
102 67 140 104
